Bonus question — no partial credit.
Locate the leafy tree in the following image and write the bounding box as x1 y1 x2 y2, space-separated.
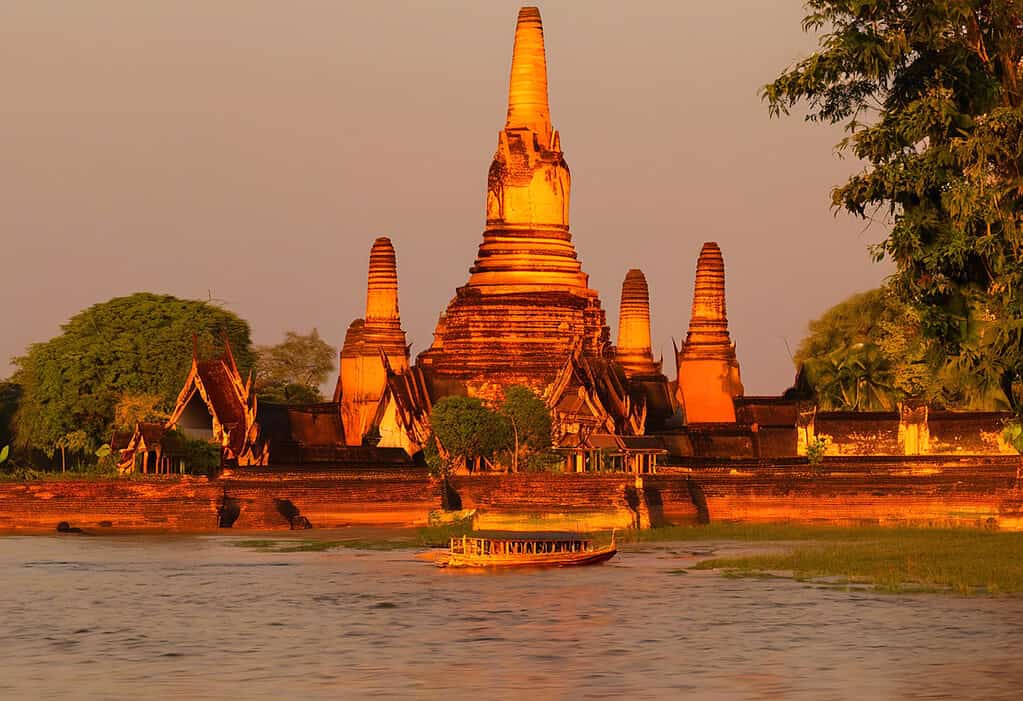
497 385 553 472
428 396 509 473
797 286 1011 409
254 329 335 404
11 293 254 460
801 342 899 411
162 429 221 476
0 381 20 450
113 392 169 431
55 430 89 472
766 1 1023 412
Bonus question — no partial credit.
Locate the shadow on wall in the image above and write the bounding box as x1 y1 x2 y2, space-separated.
218 490 241 528
624 484 668 528
686 479 710 524
275 498 312 529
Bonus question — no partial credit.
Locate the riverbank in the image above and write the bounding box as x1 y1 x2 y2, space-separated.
1 460 1022 533
215 522 1023 596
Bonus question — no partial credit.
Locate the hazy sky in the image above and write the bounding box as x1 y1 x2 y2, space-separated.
1 1 892 394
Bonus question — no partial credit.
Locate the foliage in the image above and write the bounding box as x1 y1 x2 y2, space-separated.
255 329 335 404
806 435 833 465
163 429 221 475
11 293 254 458
0 444 8 465
257 383 324 405
766 0 1023 413
55 430 90 471
797 287 1011 409
113 392 169 431
801 342 900 411
428 396 510 473
497 385 553 471
0 382 20 449
1002 418 1023 452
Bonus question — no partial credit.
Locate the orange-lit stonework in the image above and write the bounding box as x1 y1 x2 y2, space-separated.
677 242 744 423
616 269 660 379
334 237 409 445
416 7 611 396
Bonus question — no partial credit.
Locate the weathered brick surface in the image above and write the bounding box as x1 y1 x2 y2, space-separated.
1 458 1021 532
451 473 701 528
218 469 438 529
678 456 1023 529
0 478 221 531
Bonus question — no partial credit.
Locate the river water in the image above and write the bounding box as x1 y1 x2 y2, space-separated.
1 535 1022 700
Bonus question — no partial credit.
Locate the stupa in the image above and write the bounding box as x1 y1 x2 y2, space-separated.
615 269 660 379
416 6 611 399
676 242 743 422
334 237 410 444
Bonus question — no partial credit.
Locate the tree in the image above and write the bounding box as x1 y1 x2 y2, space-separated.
113 392 169 431
428 396 509 473
0 381 20 450
55 430 89 472
801 342 900 411
497 385 553 472
11 293 254 460
254 329 335 404
766 1 1023 412
796 287 1010 409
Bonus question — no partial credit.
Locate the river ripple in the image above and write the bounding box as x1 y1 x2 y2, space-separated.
0 535 1021 700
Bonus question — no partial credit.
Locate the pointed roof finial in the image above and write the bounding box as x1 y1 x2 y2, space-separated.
506 6 551 142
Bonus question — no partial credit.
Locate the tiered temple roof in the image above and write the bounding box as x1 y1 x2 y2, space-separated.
118 340 267 472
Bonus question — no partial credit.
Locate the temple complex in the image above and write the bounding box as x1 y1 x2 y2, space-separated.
32 5 1023 541
127 5 1017 473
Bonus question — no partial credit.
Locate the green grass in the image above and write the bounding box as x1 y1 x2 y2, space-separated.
0 467 124 482
231 521 474 553
685 526 1023 595
415 521 474 547
233 538 414 552
623 522 922 543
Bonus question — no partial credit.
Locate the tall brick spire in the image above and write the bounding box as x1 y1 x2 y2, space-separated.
336 237 409 445
365 236 401 327
677 242 743 422
683 242 731 356
506 6 551 143
616 269 659 377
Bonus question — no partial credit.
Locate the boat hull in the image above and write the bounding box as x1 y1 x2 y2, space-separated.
440 546 617 569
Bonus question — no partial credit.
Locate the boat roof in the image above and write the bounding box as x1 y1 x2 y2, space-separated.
462 531 595 542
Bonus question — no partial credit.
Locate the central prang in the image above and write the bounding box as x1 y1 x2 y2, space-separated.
417 6 610 392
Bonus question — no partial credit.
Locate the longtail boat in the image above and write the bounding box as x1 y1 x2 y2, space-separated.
439 531 617 568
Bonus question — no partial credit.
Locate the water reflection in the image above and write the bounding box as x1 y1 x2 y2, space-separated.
0 535 1021 700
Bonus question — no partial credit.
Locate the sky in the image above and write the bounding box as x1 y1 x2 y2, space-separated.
0 1 893 395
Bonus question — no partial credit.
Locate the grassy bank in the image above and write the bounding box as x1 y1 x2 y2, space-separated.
232 521 474 553
682 525 1023 594
231 521 1023 595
